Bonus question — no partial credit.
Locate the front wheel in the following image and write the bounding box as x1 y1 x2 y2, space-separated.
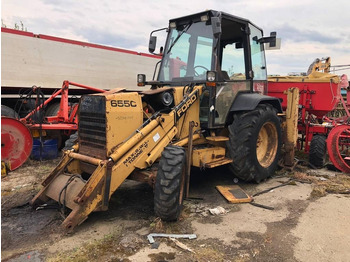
227 104 282 183
154 146 186 221
309 135 327 168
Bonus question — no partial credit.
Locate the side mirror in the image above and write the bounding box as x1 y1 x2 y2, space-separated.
254 32 281 50
211 17 221 38
265 38 281 50
149 36 157 53
265 32 281 50
268 32 276 47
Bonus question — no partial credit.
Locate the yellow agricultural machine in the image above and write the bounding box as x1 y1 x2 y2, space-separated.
31 10 285 230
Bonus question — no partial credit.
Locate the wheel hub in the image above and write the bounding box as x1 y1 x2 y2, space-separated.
1 117 33 170
256 122 278 168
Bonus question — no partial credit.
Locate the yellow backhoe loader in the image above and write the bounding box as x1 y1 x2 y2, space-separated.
31 10 284 231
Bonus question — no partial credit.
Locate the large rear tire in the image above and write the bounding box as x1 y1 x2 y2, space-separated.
227 104 282 183
1 105 19 118
309 135 327 168
154 146 186 221
63 132 78 151
45 103 60 117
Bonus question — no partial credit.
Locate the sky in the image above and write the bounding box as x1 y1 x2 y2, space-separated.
2 0 350 76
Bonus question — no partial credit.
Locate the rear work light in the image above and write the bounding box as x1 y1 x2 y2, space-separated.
206 71 217 87
137 74 146 86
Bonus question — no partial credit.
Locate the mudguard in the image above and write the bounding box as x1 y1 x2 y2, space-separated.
230 92 283 113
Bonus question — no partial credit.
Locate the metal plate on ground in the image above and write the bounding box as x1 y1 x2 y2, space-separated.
216 185 253 203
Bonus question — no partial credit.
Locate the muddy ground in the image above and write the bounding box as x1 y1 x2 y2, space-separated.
1 157 350 262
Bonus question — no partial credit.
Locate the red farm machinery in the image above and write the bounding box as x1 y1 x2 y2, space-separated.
268 68 350 173
1 81 106 172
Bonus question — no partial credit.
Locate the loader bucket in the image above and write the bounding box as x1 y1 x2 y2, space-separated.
30 152 110 231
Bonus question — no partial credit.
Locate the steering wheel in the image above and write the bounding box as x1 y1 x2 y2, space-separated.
194 65 210 77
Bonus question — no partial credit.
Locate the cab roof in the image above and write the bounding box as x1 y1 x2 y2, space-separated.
169 9 262 32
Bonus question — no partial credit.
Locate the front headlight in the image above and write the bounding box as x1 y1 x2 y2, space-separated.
161 91 174 107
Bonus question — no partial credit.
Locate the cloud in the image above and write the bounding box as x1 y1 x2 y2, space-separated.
80 29 142 49
2 0 350 76
276 24 342 44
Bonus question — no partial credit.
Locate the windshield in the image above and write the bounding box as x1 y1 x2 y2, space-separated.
158 21 214 82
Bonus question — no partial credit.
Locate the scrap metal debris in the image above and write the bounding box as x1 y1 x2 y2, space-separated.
170 238 196 253
252 179 297 197
249 201 275 210
147 233 197 244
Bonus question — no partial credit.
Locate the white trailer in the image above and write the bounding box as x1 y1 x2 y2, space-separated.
1 28 160 102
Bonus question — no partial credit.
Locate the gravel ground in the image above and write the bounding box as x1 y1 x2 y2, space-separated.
1 158 350 262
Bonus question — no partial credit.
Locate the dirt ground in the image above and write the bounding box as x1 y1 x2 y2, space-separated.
1 157 350 262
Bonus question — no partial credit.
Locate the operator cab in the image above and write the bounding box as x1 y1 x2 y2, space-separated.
140 10 277 129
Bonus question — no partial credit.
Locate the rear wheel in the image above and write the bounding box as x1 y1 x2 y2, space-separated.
154 146 186 221
45 103 60 117
63 132 78 151
309 135 327 168
1 105 19 118
227 104 281 183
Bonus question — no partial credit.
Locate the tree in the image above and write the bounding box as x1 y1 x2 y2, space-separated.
1 19 27 31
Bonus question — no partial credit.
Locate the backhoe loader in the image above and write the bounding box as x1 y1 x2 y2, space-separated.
31 10 283 231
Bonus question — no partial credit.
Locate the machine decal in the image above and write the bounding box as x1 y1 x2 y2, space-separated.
153 133 160 142
115 116 134 121
123 140 149 167
111 100 137 107
175 89 199 121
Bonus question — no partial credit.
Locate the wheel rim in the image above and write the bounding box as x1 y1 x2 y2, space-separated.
327 125 350 173
256 122 278 168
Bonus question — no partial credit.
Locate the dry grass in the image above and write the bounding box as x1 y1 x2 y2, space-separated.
47 231 133 262
193 246 225 262
291 171 350 198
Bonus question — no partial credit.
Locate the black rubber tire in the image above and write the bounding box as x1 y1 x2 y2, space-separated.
45 103 60 117
154 146 186 221
309 135 327 168
18 99 36 118
227 104 282 183
63 132 78 151
1 105 19 118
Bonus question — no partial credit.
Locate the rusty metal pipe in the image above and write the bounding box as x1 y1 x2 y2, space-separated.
68 152 102 166
185 121 195 198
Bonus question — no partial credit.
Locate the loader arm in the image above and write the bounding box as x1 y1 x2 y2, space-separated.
31 87 201 231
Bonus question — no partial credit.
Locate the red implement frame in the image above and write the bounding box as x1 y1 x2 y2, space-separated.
22 80 106 131
268 80 350 153
1 81 106 171
299 94 350 152
268 76 350 173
